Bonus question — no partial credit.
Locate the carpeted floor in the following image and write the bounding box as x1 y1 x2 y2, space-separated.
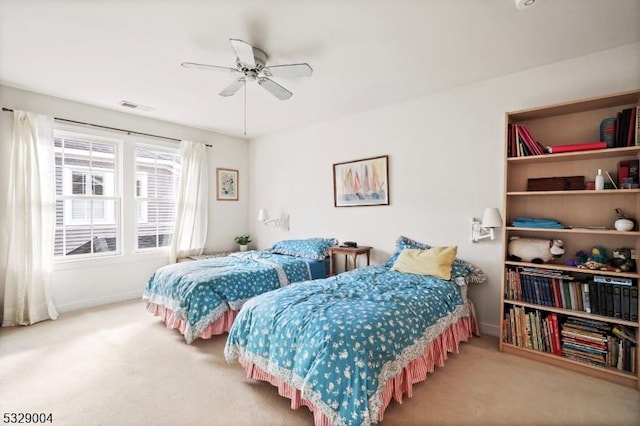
1 299 638 426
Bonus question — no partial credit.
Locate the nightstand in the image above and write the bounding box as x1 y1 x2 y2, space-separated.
328 246 372 276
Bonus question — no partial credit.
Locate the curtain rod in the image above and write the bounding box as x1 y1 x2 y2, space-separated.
2 107 212 147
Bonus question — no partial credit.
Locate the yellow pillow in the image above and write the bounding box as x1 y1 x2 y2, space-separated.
391 246 458 280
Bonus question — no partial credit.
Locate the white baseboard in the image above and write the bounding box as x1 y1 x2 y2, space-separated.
55 290 143 313
479 321 500 337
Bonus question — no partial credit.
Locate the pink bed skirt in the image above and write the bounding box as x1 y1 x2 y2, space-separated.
146 303 238 339
239 315 474 426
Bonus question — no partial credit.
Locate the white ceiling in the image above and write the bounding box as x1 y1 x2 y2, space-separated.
1 0 639 139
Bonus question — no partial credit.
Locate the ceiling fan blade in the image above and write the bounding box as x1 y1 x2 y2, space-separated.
181 62 239 73
219 77 246 97
230 39 256 68
258 78 292 100
263 63 313 78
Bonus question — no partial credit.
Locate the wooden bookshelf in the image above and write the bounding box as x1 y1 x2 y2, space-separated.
499 89 640 390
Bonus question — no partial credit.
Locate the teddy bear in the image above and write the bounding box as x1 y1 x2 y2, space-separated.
609 247 637 272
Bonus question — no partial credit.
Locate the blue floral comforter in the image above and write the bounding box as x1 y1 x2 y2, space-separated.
144 251 313 343
224 265 468 426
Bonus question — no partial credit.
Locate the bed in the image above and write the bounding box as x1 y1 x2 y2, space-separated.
224 236 486 426
144 238 337 343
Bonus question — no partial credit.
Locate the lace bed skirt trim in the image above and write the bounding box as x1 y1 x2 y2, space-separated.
146 303 238 340
239 315 473 426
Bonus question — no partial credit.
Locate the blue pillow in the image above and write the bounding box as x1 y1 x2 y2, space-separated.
270 238 338 260
384 235 431 267
385 235 486 284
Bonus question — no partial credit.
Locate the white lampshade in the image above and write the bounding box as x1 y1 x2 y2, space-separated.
481 208 502 228
257 209 267 222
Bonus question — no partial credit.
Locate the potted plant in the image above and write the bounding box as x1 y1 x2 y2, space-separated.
235 234 252 251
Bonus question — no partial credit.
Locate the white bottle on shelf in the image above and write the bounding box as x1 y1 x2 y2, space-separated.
595 169 604 191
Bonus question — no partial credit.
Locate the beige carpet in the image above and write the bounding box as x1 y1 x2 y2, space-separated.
1 299 638 426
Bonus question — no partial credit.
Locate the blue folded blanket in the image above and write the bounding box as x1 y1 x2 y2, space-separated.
511 216 564 228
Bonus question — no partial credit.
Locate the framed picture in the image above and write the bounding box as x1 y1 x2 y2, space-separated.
333 155 389 207
216 168 239 201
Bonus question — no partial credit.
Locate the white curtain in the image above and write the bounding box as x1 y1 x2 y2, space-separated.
170 140 209 263
2 110 59 326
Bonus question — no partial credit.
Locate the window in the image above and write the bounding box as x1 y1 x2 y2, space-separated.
53 126 182 260
136 172 148 223
135 147 181 250
63 169 114 224
54 131 119 257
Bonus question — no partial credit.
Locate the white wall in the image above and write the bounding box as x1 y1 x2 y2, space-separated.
249 42 640 336
1 42 638 325
0 85 248 313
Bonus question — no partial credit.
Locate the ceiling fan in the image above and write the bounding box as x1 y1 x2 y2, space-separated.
181 39 313 101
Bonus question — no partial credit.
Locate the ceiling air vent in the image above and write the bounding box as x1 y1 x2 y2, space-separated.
119 100 155 111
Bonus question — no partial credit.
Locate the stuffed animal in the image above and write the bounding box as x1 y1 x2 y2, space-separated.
609 247 637 272
577 246 618 271
507 237 565 263
588 246 608 264
575 246 625 271
567 250 588 268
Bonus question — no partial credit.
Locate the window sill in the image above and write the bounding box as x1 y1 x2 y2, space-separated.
53 250 169 271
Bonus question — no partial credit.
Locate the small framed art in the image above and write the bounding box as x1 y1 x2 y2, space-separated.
216 168 239 201
333 155 389 207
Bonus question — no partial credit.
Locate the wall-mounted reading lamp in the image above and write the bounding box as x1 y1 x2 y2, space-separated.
471 208 503 243
258 209 290 231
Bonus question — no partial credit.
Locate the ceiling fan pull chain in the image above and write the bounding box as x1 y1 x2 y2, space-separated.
244 79 247 136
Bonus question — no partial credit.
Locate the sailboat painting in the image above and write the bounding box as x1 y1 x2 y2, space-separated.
333 155 389 207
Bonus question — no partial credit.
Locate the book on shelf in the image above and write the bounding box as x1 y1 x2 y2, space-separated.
561 316 610 368
517 124 545 155
593 275 633 286
512 306 521 346
613 285 622 319
503 307 562 356
549 313 562 356
507 304 634 371
622 286 631 321
569 282 582 311
630 286 638 322
551 278 562 308
636 106 640 146
582 283 591 314
598 283 607 317
618 160 630 187
617 159 639 187
609 326 637 373
614 105 640 147
545 141 607 154
509 308 517 345
508 124 546 157
629 107 637 147
508 266 638 322
611 325 637 344
606 284 615 317
630 159 639 185
524 312 533 349
588 282 599 316
616 108 631 147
